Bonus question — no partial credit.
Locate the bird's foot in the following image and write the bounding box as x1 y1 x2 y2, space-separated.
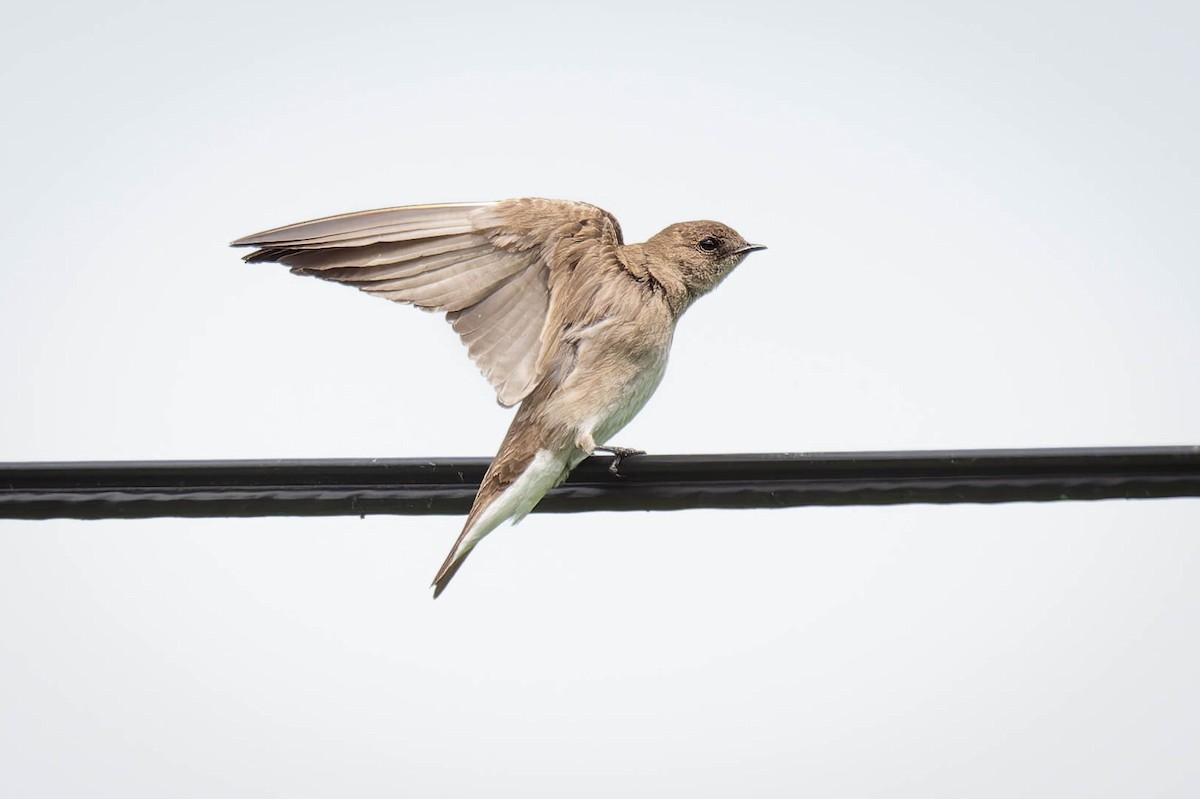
595 445 646 477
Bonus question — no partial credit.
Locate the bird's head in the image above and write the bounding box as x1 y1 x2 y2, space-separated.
644 221 765 309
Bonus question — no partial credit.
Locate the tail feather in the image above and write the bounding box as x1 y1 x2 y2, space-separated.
431 541 477 598
429 447 571 598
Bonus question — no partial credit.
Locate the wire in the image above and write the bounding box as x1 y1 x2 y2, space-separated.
3 447 1198 521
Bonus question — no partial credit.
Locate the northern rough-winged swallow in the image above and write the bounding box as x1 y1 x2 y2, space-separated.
232 198 764 596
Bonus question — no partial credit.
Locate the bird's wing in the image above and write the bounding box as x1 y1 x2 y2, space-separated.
232 198 624 407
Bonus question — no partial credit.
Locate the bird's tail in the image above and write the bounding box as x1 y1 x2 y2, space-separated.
431 544 476 599
431 448 571 598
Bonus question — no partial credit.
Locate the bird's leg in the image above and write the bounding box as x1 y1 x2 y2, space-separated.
594 445 646 477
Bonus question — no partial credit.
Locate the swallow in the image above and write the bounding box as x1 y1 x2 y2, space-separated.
233 198 764 596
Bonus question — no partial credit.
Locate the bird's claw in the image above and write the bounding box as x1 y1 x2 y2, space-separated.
595 445 646 477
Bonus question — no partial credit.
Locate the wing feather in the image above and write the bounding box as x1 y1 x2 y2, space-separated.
232 198 622 407
231 203 486 248
272 235 491 271
448 268 548 405
371 253 533 311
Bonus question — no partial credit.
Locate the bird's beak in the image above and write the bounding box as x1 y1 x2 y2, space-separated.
736 243 767 254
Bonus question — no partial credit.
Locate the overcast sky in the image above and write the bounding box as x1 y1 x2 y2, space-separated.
2 1 1198 796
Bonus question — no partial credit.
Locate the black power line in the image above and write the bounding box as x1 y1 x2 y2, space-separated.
2 447 1198 521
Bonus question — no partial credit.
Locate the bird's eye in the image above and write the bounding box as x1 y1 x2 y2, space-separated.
698 237 720 253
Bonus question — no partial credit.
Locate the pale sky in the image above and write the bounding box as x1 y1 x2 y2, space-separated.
2 1 1198 796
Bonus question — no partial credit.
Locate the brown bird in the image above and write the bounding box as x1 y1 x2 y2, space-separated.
232 198 764 596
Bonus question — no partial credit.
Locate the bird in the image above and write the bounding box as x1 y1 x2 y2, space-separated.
231 198 765 596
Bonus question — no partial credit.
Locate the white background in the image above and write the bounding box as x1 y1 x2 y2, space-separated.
2 1 1198 795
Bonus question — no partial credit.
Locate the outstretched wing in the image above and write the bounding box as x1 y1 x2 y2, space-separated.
231 198 624 407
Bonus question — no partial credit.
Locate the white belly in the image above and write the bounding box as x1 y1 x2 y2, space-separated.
547 312 675 459
590 354 668 446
